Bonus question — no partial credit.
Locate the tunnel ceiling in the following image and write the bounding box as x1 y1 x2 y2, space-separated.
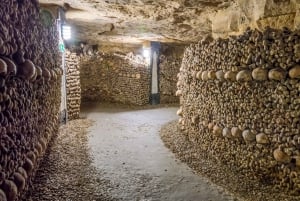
39 0 298 45
39 0 234 44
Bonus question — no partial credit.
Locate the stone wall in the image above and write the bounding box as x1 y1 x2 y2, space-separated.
65 51 81 120
0 1 61 200
159 44 185 104
80 53 150 105
177 27 300 195
211 0 300 39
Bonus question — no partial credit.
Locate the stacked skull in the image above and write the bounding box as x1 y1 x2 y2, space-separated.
0 0 61 200
65 51 81 120
159 54 182 104
177 27 300 195
80 53 150 105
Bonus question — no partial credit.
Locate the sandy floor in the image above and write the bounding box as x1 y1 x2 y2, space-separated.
26 103 237 201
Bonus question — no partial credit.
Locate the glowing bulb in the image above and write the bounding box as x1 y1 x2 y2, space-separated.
62 25 71 40
143 48 150 58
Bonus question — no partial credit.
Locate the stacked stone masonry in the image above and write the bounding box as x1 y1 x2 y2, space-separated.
80 54 150 106
177 27 300 195
0 1 61 200
65 51 81 120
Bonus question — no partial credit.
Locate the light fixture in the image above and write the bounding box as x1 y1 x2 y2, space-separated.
142 41 151 65
143 48 150 58
143 48 151 65
62 25 71 40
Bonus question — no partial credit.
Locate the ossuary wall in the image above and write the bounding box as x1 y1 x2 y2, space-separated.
0 1 61 200
80 53 150 105
65 51 81 120
159 44 185 104
177 27 300 194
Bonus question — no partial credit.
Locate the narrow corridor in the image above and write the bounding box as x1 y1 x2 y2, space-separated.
84 104 234 201
27 104 235 201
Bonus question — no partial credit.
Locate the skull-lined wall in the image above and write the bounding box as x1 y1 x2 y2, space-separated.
0 1 61 200
80 53 150 106
159 44 185 104
177 27 300 194
65 51 81 120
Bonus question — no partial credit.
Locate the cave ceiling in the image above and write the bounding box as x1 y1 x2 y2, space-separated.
39 0 234 45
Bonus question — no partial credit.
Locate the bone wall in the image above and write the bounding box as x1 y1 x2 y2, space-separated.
177 27 300 195
0 1 61 200
159 44 185 104
80 53 150 105
65 51 81 120
159 55 180 104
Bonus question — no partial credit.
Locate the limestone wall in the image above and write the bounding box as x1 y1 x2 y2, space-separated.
65 51 81 120
0 1 61 200
80 53 150 105
211 0 300 39
177 27 300 194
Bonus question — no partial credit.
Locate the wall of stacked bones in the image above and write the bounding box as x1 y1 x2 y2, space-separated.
65 51 81 120
0 1 61 200
80 54 150 105
159 45 185 104
177 27 300 194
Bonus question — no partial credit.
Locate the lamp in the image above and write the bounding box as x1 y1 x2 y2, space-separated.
62 25 71 40
142 41 151 65
143 48 150 58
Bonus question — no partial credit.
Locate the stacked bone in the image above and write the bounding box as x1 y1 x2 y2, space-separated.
159 54 181 104
80 53 150 105
0 1 61 200
65 51 81 120
177 27 300 195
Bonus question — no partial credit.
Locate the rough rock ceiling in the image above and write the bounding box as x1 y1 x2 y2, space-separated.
39 0 234 44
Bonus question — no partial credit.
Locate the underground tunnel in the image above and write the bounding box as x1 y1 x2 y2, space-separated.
0 0 300 200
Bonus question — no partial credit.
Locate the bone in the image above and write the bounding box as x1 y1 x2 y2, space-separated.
176 27 300 194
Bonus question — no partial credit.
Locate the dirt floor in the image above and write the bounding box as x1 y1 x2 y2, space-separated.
26 103 237 201
24 119 116 201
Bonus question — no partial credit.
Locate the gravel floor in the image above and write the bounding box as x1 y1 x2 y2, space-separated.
24 119 117 201
160 120 300 201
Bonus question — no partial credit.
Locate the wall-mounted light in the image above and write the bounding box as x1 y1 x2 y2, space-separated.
143 48 151 65
143 48 150 58
62 25 71 40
